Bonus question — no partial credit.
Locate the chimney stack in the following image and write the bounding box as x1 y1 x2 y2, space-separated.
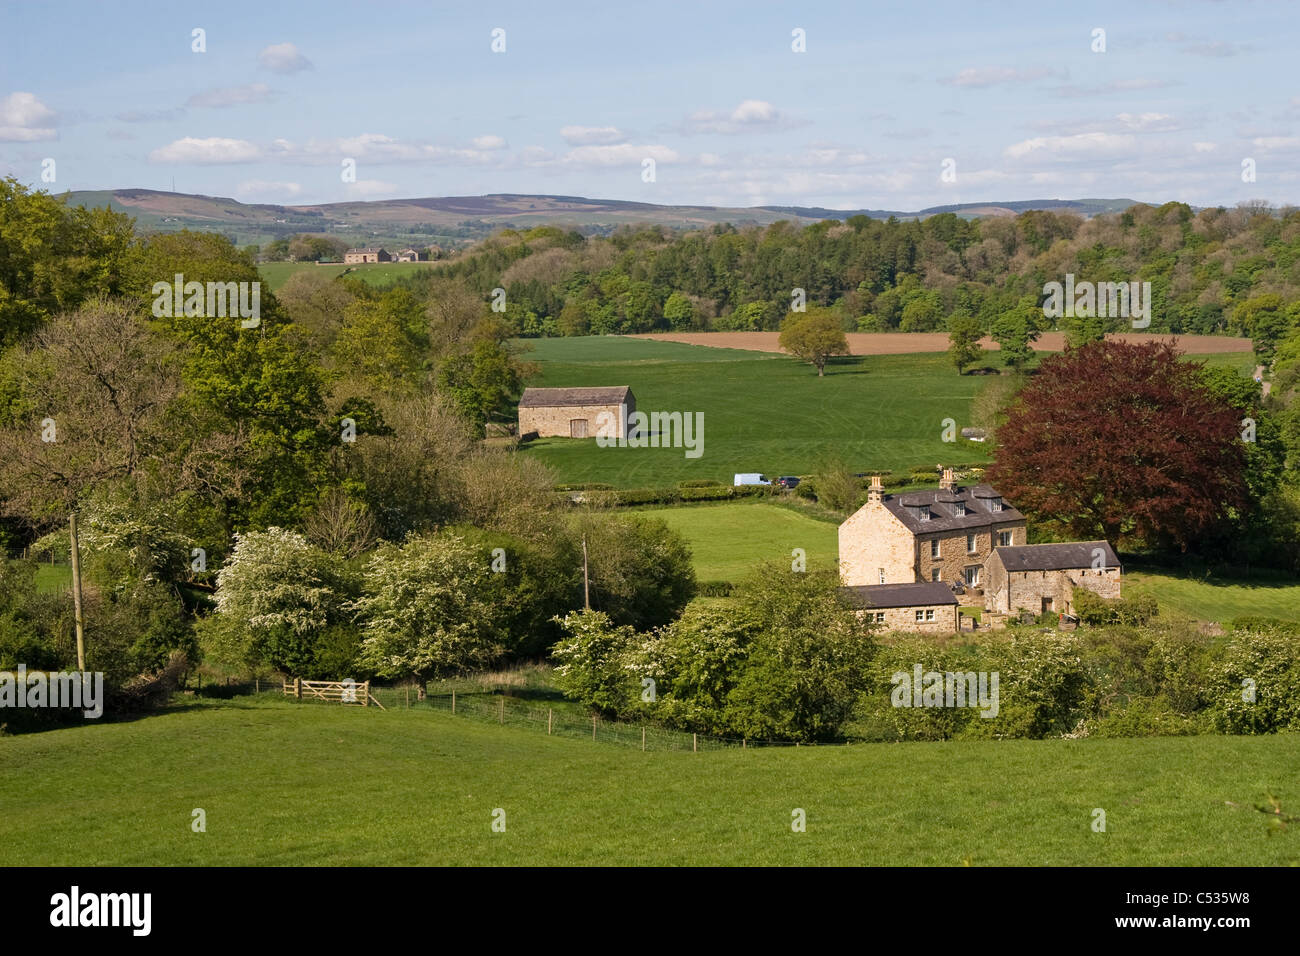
939 467 956 492
868 474 883 504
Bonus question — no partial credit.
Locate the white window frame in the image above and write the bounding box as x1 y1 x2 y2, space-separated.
930 539 940 559
879 568 886 584
964 565 981 586
914 610 924 622
925 609 936 622
998 530 1013 547
967 533 978 554
931 568 941 582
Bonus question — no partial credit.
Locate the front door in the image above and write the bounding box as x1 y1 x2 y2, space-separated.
570 418 588 438
1041 597 1054 614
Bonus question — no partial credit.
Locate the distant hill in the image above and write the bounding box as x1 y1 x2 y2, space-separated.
60 188 1160 248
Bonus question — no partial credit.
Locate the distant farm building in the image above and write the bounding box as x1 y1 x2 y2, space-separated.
517 386 634 439
344 247 391 264
393 248 426 262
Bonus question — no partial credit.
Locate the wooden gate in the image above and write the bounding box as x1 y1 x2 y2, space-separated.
283 678 385 710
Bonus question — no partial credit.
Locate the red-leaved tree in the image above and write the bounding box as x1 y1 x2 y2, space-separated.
986 340 1248 550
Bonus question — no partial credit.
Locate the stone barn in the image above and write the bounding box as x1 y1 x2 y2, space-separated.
517 386 634 439
982 541 1122 617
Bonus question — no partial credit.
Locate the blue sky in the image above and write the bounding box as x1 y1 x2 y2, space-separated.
2 0 1296 210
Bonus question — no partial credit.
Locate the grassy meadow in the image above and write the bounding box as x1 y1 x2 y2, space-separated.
519 336 995 487
1 697 1295 866
258 259 444 291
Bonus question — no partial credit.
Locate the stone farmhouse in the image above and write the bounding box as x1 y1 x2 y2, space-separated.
393 248 426 262
839 468 1121 631
843 582 959 635
517 386 635 439
344 247 390 264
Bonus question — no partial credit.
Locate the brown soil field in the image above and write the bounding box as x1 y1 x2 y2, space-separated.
628 331 1252 355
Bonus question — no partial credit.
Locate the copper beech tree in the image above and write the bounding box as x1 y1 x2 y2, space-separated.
987 340 1249 550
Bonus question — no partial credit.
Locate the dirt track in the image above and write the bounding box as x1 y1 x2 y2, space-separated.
628 331 1253 355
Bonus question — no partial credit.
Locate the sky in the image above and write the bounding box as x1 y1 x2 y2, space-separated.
1 0 1297 211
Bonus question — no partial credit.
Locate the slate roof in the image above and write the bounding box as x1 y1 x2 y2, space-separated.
518 386 632 408
990 541 1120 572
884 483 1024 533
346 247 388 254
842 581 959 609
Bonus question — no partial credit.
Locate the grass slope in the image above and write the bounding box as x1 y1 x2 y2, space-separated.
519 337 994 487
627 501 838 581
258 260 444 291
1126 567 1300 623
1 698 1294 866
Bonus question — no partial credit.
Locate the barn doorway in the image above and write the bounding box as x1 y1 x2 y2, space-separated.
569 419 588 438
1041 597 1054 614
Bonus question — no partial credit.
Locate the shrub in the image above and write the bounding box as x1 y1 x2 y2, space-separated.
1207 628 1300 733
695 580 734 596
1073 589 1158 626
551 609 641 716
678 479 724 488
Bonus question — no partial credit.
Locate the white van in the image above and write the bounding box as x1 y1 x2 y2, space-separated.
733 473 770 486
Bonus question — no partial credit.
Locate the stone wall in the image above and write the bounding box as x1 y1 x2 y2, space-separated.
913 521 1026 585
839 501 915 585
985 565 1122 615
518 403 624 439
859 603 958 635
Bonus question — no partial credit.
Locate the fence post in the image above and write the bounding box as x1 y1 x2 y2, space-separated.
255 677 259 695
362 681 369 707
642 726 646 751
405 685 410 709
743 738 746 750
548 709 552 735
451 690 456 714
592 715 597 740
693 733 697 753
499 697 504 724
294 677 301 699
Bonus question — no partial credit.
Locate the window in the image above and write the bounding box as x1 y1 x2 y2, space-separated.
915 610 925 622
925 609 936 622
991 498 1002 512
930 540 940 559
931 568 941 582
879 568 886 584
967 533 978 554
998 531 1013 547
964 566 981 586
874 612 886 624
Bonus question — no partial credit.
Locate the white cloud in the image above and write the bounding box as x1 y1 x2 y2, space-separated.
1004 131 1136 159
0 92 57 141
942 66 1057 88
1115 112 1177 131
187 83 274 108
561 143 679 166
472 134 508 150
235 179 303 199
560 125 627 145
149 136 262 164
259 42 312 74
1193 141 1218 152
680 100 801 135
1251 136 1300 150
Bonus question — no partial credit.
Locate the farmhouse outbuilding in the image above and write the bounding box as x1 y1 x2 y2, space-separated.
843 581 960 635
982 541 1122 617
517 386 635 439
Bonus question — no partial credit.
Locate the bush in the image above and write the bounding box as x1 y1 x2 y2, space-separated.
678 479 723 488
551 609 641 716
1207 628 1300 733
695 580 735 596
1073 589 1158 626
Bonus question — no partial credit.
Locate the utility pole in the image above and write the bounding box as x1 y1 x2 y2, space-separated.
69 512 86 670
582 534 590 611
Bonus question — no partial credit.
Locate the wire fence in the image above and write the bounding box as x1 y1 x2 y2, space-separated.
202 677 824 751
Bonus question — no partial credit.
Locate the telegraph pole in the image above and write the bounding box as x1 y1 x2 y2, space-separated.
582 534 590 610
69 512 86 670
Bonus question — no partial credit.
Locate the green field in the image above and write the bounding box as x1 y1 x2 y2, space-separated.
1127 567 1300 623
519 337 1258 489
628 501 838 581
1 698 1293 865
258 260 444 291
519 337 995 487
